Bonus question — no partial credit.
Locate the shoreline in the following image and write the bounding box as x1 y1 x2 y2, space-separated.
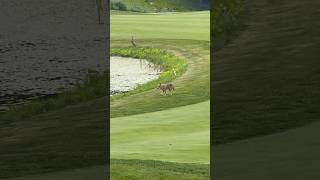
110 56 161 95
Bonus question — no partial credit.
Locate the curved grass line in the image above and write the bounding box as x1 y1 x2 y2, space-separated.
111 47 188 99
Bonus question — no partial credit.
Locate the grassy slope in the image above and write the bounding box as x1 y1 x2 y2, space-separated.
111 11 210 179
0 98 108 178
213 0 320 144
111 101 210 163
0 11 209 179
111 11 210 118
111 39 210 118
215 121 320 180
214 0 320 179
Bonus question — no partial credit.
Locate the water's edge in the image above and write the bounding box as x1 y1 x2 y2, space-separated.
110 56 161 95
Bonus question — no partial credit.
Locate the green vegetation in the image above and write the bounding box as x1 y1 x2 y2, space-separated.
212 0 244 37
0 96 108 178
215 121 320 179
0 71 108 122
0 9 211 180
111 159 209 180
112 101 210 163
111 48 187 98
212 0 244 50
4 161 209 180
213 0 320 144
111 11 210 41
110 0 209 12
111 11 210 179
110 39 210 118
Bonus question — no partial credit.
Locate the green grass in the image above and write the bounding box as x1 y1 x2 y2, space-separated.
214 121 320 180
0 97 108 179
111 11 210 179
111 11 210 41
111 39 210 118
0 72 108 122
212 0 320 179
213 0 320 144
4 160 209 180
111 101 210 163
111 48 187 98
0 10 211 179
111 159 209 180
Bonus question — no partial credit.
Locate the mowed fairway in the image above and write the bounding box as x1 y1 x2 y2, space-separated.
111 101 210 163
111 11 210 179
111 11 210 41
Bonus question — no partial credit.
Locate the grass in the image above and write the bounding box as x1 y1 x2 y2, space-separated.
111 101 210 163
111 159 209 180
214 121 320 179
111 11 210 41
110 48 187 98
0 71 108 122
110 39 210 118
0 10 210 179
212 0 320 144
110 11 210 179
4 160 209 180
0 97 108 179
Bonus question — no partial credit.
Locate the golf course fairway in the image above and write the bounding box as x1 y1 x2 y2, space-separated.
110 10 210 179
111 101 210 163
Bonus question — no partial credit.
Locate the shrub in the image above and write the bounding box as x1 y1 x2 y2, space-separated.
212 0 244 37
111 1 127 11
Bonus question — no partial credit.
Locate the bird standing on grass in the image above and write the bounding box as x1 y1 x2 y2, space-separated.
131 35 137 47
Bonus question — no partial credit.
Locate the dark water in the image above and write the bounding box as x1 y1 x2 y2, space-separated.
0 39 108 110
0 0 108 111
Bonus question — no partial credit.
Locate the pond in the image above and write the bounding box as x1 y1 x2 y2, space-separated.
110 56 161 95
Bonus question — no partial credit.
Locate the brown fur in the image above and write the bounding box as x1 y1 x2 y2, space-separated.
157 83 175 95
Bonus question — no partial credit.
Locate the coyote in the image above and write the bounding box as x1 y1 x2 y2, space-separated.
157 83 175 95
96 0 104 24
